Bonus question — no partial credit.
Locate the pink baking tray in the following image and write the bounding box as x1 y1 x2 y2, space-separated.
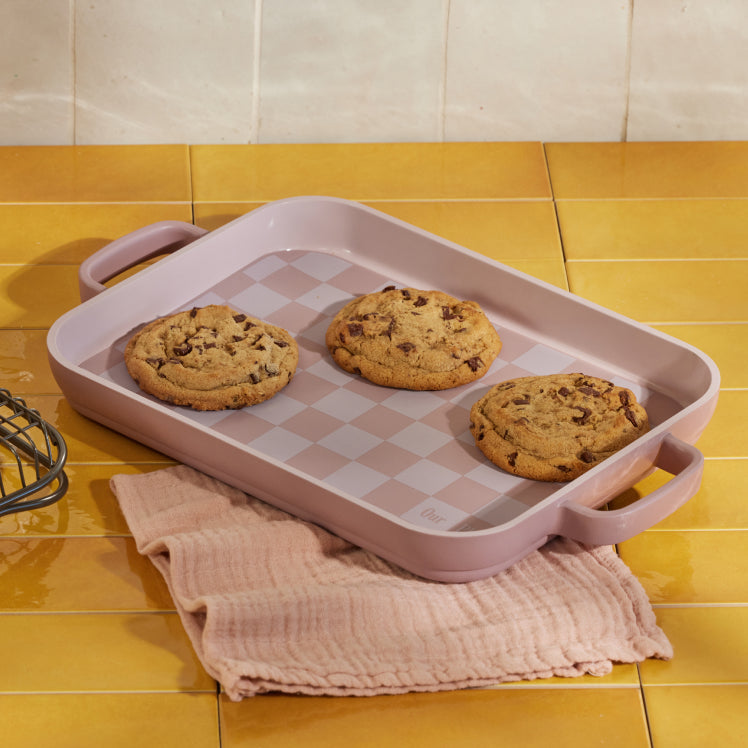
47 196 720 582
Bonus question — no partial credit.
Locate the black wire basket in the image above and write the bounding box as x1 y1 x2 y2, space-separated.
0 387 68 517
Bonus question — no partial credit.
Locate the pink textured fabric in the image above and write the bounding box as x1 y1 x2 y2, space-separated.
110 465 672 700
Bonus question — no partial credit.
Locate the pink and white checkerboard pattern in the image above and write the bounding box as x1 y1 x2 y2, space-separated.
84 250 675 534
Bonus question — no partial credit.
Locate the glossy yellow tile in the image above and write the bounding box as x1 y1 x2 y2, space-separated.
565 259 748 323
694 390 748 458
0 265 81 328
0 463 171 537
610 460 748 530
545 142 748 199
220 688 650 748
0 329 59 394
0 536 173 611
643 685 748 748
502 258 569 290
0 203 194 264
618 530 748 604
639 607 748 685
190 142 552 202
0 145 192 203
23 396 172 463
556 199 748 260
651 323 748 389
0 693 220 748
0 612 214 692
193 202 260 230
363 201 563 261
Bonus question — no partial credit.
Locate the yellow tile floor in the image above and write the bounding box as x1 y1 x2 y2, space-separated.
1 143 746 747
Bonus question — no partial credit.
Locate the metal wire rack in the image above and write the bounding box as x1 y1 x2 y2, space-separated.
0 387 68 517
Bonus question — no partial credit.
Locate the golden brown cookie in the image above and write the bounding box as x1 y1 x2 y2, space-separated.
469 373 649 482
325 286 502 390
124 305 298 410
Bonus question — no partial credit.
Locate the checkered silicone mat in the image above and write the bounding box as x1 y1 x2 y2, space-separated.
83 249 679 533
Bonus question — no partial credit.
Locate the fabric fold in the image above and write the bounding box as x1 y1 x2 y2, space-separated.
111 464 671 700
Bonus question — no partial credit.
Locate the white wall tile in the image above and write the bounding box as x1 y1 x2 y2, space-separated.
258 0 447 143
445 0 631 142
0 0 73 145
628 0 748 141
74 0 256 144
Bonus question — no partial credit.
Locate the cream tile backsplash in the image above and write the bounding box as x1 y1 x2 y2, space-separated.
2 0 747 145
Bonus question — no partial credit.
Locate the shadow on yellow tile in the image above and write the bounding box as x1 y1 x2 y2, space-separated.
639 607 748 685
220 688 650 748
0 612 214 692
0 693 219 748
610 460 748 530
643 685 748 748
0 204 193 264
618 530 748 604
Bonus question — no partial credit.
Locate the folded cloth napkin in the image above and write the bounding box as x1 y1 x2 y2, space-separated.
110 465 672 700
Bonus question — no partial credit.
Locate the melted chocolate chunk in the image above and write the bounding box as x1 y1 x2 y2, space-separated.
347 322 364 337
400 289 411 299
383 285 396 292
146 357 164 367
190 307 198 318
397 342 416 354
580 450 596 463
572 406 592 425
578 386 601 397
414 296 428 307
619 390 631 407
233 313 247 323
232 335 244 342
512 396 530 405
558 386 571 396
466 356 482 371
441 306 459 321
274 340 289 348
624 407 639 428
173 343 192 356
508 451 518 467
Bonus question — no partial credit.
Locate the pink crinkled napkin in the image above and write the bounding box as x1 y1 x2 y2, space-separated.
110 465 671 700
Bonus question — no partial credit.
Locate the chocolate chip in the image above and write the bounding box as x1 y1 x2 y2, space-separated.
383 285 396 292
233 313 247 323
146 357 164 367
401 289 411 299
232 335 244 342
397 342 416 354
578 386 601 397
347 322 364 337
204 342 216 349
624 407 639 428
385 319 395 339
512 396 530 405
572 406 592 425
414 296 428 307
558 386 571 396
580 450 596 463
441 306 458 320
249 372 260 384
508 452 518 467
466 356 482 371
244 321 257 330
619 390 631 407
173 343 192 356
555 464 572 473
189 307 198 318
274 340 289 348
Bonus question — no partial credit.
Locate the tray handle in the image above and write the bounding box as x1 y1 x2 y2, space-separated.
558 433 703 546
78 221 209 302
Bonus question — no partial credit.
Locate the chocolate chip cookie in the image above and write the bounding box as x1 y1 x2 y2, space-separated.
325 286 502 390
469 373 649 482
125 305 298 410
